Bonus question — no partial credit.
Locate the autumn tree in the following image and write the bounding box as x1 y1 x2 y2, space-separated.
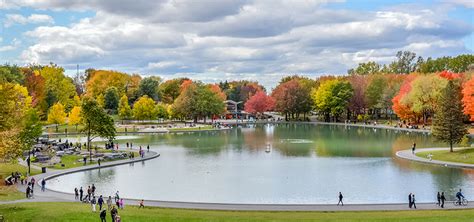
159 78 187 104
104 87 120 111
366 75 387 119
392 74 418 121
39 65 77 112
0 82 36 160
402 74 447 124
432 80 467 152
118 95 133 121
462 76 474 121
173 82 225 122
272 79 312 120
85 70 141 100
220 80 264 110
133 95 157 121
347 75 368 118
312 79 353 122
68 106 82 130
244 91 275 117
47 102 66 132
81 97 116 161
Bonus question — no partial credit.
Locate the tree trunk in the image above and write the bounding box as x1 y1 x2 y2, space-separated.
450 141 453 153
55 124 58 132
87 121 92 162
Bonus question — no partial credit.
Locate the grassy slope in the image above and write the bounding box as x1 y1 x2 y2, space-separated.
0 202 473 222
0 163 41 201
416 148 474 164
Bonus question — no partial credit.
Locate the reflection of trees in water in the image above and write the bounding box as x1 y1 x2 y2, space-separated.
82 168 116 185
242 125 274 153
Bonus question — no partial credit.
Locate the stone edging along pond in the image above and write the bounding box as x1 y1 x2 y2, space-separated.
396 148 474 169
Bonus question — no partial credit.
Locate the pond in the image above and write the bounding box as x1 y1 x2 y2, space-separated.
47 123 474 204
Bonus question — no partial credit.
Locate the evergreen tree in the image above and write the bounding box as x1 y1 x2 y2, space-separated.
432 80 467 152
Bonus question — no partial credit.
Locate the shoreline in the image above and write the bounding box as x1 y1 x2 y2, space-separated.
396 148 474 169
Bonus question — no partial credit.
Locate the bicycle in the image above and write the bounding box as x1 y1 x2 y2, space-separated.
453 198 468 206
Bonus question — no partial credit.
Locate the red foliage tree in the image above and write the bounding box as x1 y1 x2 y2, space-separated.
438 70 462 80
244 91 275 116
208 84 227 101
462 76 474 121
392 74 417 121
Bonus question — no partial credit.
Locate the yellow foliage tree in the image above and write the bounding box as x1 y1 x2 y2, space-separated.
96 94 105 108
133 95 156 121
68 106 82 130
47 102 66 132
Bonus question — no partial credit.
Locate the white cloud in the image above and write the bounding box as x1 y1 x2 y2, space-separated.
445 0 474 8
7 0 474 88
0 38 21 52
4 14 54 27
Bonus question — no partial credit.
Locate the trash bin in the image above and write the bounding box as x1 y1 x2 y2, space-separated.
41 167 46 173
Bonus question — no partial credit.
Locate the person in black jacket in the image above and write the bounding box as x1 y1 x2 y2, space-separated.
100 209 107 222
337 192 343 206
98 195 104 210
441 192 446 208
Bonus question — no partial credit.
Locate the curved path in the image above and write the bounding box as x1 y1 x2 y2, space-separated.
396 148 474 169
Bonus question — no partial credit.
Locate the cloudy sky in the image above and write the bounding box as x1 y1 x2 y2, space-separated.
1 0 473 89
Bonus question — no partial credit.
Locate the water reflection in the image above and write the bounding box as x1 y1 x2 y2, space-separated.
48 124 474 204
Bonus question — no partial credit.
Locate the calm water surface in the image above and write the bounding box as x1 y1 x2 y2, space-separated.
47 124 474 204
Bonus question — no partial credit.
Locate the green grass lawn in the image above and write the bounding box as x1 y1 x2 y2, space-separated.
0 202 473 222
416 148 474 164
0 163 41 201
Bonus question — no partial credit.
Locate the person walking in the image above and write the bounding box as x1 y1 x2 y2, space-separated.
337 192 343 206
92 184 96 196
147 145 150 153
139 199 145 208
79 187 84 201
98 195 104 210
412 194 417 209
408 193 412 208
100 209 107 222
115 191 120 202
437 192 441 206
26 185 31 199
91 196 97 212
87 186 91 201
441 192 446 208
107 196 113 210
98 158 101 167
30 177 35 190
41 178 46 192
412 142 416 154
74 187 79 200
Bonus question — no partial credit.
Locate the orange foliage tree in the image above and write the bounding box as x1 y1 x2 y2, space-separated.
462 76 474 121
392 74 418 121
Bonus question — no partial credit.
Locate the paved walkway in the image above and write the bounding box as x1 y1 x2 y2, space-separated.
396 148 474 169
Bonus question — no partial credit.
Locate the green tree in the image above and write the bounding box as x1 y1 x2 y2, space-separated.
118 95 133 120
47 102 66 132
348 61 381 75
19 108 42 163
312 79 353 122
366 75 387 118
137 76 161 101
81 97 116 161
432 80 467 152
104 87 119 111
155 103 169 119
159 78 187 104
133 95 157 121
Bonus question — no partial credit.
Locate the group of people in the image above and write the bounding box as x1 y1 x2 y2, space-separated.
25 177 46 198
5 171 25 186
73 185 147 221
